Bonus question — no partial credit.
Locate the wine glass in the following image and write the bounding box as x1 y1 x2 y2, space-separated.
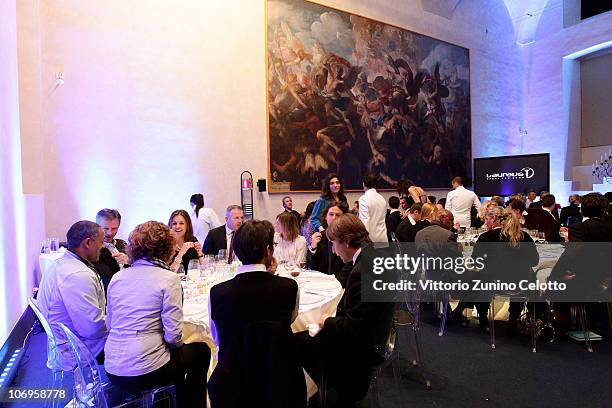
536 232 546 244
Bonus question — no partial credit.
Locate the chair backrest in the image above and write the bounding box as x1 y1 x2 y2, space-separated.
58 323 108 408
209 320 306 408
28 297 68 373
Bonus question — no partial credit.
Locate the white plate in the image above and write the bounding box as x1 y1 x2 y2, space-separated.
300 292 325 305
301 280 339 292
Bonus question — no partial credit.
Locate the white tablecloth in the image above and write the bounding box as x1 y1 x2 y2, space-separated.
182 270 343 344
38 248 66 282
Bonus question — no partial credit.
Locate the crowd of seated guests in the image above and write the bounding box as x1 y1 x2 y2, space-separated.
33 177 612 407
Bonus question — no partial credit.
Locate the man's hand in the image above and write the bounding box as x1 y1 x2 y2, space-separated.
113 252 129 265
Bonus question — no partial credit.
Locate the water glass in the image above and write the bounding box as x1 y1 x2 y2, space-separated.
203 255 215 268
187 260 200 281
536 232 546 244
50 238 59 252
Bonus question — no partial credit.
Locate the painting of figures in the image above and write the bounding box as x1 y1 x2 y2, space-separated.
267 0 471 191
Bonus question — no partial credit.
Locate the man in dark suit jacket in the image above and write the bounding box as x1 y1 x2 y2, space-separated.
295 215 395 405
395 203 424 242
385 196 402 241
92 209 129 292
551 193 612 302
208 219 305 407
526 195 563 242
281 195 302 224
559 194 582 226
203 205 244 258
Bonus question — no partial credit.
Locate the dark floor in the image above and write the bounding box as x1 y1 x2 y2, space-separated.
4 309 612 408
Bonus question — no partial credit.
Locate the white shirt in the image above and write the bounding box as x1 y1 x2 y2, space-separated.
104 260 183 376
37 250 108 370
192 208 221 243
407 214 417 226
359 188 388 242
208 263 299 347
273 232 307 265
445 185 481 227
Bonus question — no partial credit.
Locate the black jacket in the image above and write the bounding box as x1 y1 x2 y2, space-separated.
203 225 228 256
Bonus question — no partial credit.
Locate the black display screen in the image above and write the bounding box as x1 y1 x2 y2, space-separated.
473 153 550 196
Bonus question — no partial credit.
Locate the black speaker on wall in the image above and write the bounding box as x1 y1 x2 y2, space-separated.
257 179 267 192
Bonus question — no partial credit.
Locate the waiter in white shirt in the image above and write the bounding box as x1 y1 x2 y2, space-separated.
358 173 388 242
445 176 481 227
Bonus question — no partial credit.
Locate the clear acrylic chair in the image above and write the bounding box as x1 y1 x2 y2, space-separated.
58 323 177 408
489 295 537 352
28 297 73 408
368 324 401 406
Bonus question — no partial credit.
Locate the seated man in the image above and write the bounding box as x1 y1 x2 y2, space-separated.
394 203 423 242
559 194 582 226
92 208 129 292
208 220 305 406
295 215 395 405
203 205 244 260
37 220 108 366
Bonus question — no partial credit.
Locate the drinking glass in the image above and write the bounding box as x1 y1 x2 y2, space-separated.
41 239 51 254
216 249 228 263
50 238 59 252
187 259 200 281
536 232 546 244
204 255 215 268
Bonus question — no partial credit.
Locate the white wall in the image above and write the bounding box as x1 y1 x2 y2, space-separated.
15 0 518 240
523 6 612 197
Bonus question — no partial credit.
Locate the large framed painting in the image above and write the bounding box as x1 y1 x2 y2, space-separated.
266 0 471 191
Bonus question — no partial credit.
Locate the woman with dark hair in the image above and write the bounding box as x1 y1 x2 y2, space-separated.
396 179 428 206
189 193 221 243
310 173 348 233
105 221 211 407
168 210 202 273
307 201 349 280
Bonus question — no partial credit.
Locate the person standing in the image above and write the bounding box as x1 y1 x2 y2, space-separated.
445 176 481 227
190 193 221 244
358 173 388 242
281 196 302 225
310 173 348 233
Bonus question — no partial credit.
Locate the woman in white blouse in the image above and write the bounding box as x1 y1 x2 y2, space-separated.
190 193 221 243
104 221 210 407
274 212 307 266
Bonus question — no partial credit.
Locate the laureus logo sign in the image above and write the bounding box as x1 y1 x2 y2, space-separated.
486 167 535 181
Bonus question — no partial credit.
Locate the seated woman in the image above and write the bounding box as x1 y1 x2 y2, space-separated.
168 209 202 272
105 221 211 407
274 212 307 266
471 206 539 333
307 201 348 280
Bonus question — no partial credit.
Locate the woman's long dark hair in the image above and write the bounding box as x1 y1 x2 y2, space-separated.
301 201 316 228
190 194 204 218
321 173 346 202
